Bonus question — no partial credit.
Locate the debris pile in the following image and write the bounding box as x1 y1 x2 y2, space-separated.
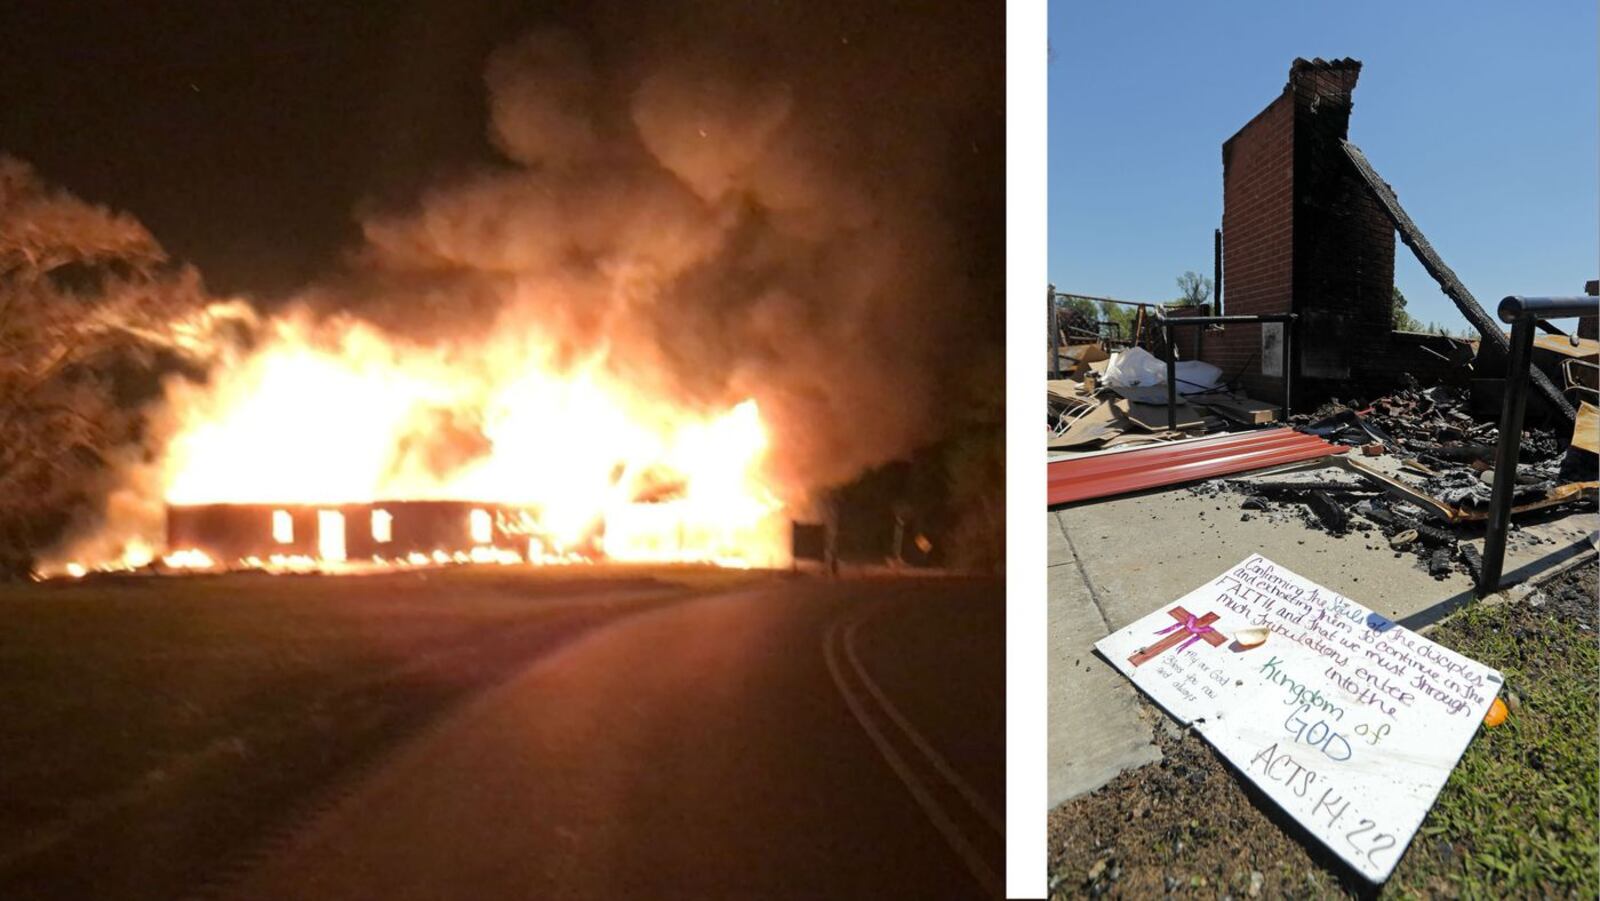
1047 347 1273 452
1175 374 1598 581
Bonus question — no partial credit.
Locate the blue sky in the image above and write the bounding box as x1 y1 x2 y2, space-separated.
1048 1 1598 333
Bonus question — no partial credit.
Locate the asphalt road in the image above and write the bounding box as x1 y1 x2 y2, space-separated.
221 575 1004 900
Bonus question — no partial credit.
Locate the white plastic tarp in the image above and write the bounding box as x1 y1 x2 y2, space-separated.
1103 347 1222 396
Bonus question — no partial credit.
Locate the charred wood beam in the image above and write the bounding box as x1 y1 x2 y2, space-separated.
1340 141 1574 423
1225 480 1379 497
1304 491 1352 534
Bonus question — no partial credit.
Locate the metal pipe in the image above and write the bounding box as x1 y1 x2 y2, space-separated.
1497 296 1598 323
1213 228 1223 317
1054 292 1165 310
1155 313 1296 326
1049 287 1061 379
1477 294 1599 596
1479 314 1536 595
1165 320 1178 430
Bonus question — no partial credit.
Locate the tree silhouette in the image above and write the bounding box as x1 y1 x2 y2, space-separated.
0 157 210 574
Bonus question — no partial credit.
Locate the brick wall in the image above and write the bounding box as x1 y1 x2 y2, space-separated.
1210 88 1294 399
1206 58 1399 406
1164 304 1207 362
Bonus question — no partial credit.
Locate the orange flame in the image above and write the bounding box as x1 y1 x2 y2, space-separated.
53 309 788 576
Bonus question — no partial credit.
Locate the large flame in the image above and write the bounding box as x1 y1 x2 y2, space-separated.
60 307 788 575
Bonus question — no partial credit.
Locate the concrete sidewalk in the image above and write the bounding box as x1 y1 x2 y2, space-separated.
1047 515 1160 808
1047 465 1597 809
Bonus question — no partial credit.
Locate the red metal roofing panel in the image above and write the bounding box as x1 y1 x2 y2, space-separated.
1047 428 1347 506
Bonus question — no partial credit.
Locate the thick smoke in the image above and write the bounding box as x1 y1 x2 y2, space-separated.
333 3 1002 497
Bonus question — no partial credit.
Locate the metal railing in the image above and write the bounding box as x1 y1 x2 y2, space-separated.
1049 289 1170 378
1161 313 1297 430
1478 295 1600 596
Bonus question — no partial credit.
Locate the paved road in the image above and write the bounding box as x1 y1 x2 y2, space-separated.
222 576 1003 900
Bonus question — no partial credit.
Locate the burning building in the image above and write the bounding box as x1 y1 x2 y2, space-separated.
31 8 1003 579
51 307 791 575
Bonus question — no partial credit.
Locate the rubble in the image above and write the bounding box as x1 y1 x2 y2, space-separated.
1426 467 1556 510
1159 371 1596 581
1304 491 1351 535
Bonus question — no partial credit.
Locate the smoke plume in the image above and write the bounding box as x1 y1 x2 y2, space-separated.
326 2 1003 496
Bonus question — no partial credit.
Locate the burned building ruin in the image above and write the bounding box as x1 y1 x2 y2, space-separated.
1194 57 1566 413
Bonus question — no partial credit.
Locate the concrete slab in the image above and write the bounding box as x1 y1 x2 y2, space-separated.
1056 484 1474 631
1047 514 1161 808
1228 456 1598 626
1047 509 1073 566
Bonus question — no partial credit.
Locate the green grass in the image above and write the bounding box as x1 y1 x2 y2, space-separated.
1386 586 1599 898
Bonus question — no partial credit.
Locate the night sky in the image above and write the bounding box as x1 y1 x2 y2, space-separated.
1 1 544 295
1 1 1005 310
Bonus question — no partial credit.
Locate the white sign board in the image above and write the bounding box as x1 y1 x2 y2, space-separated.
1094 555 1500 883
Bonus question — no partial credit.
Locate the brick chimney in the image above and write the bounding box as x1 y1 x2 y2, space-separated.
1208 58 1396 403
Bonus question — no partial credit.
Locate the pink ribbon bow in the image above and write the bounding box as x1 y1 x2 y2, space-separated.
1153 614 1216 654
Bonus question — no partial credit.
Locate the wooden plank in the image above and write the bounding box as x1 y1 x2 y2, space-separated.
1046 379 1090 402
1331 456 1460 522
1109 384 1186 406
1200 394 1281 425
1112 398 1207 431
1342 140 1574 422
1048 401 1121 449
1573 402 1599 454
1451 481 1599 523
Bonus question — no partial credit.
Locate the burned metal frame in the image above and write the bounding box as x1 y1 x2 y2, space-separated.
1160 313 1297 430
1048 286 1061 379
1479 295 1600 596
1049 288 1168 378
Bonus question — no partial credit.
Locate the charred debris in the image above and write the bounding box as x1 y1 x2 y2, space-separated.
1048 58 1598 586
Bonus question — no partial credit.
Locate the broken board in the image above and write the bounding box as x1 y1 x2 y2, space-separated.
1094 555 1501 883
1112 397 1207 431
1201 394 1282 425
1109 384 1188 406
1574 402 1599 454
1048 401 1121 449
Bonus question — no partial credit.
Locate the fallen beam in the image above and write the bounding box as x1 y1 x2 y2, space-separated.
1330 456 1459 522
1341 140 1574 422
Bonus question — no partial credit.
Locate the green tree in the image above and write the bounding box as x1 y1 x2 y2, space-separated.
1097 300 1138 342
1392 286 1425 332
1175 271 1213 307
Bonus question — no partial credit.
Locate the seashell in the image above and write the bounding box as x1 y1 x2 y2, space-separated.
1235 627 1269 648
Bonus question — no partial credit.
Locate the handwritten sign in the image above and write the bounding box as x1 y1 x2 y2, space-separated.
1094 554 1501 882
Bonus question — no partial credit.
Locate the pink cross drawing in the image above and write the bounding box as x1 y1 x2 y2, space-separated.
1128 605 1225 667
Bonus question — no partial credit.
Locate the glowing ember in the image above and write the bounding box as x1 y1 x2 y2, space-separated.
162 548 216 570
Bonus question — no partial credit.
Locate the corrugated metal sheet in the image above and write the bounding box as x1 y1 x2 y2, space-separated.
1047 428 1347 507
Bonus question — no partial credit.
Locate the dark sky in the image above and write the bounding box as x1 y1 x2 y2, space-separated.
1 1 546 295
1 0 1004 313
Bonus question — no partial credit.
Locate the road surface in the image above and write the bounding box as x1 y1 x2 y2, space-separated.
220 575 1004 900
